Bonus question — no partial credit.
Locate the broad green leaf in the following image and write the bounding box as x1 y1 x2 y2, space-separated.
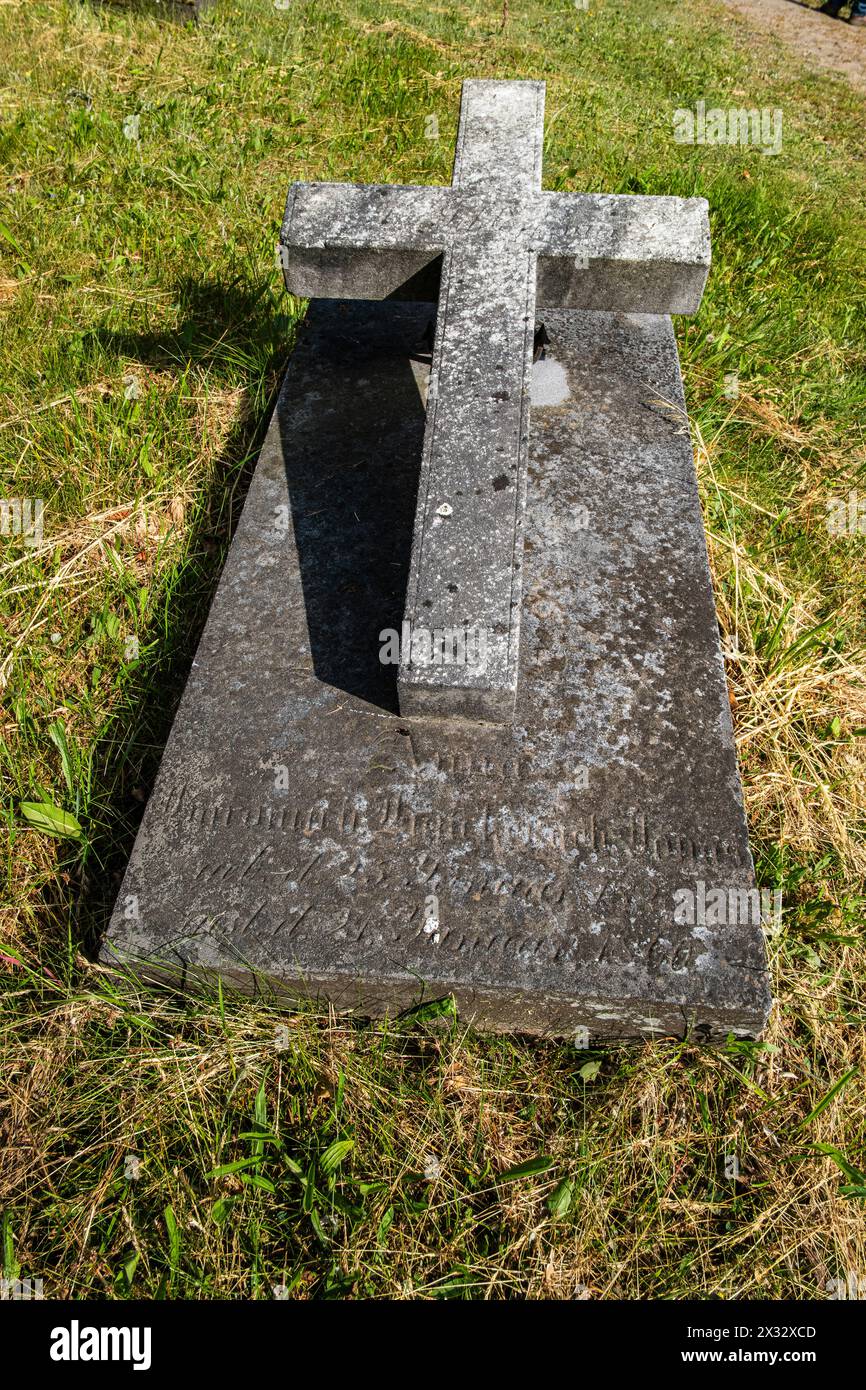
376 1205 394 1245
308 1208 328 1244
499 1156 554 1182
401 995 457 1025
255 1077 268 1129
320 1139 354 1175
20 801 81 839
240 1172 275 1193
164 1205 180 1269
117 1251 139 1292
205 1156 260 1179
47 721 75 796
548 1176 576 1220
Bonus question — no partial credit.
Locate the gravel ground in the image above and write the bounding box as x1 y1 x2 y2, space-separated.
718 0 866 92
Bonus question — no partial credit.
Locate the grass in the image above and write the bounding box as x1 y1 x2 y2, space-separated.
0 0 864 1299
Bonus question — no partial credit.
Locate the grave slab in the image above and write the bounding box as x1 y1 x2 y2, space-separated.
91 0 214 19
102 299 771 1041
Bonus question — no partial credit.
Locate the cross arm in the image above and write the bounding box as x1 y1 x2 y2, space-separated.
534 193 711 314
280 182 452 299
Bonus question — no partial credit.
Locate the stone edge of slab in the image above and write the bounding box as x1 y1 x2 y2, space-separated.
99 940 773 1041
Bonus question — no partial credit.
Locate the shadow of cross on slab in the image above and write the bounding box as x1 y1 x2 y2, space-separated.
280 79 711 723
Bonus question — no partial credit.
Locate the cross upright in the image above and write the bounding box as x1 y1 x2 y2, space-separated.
280 79 711 723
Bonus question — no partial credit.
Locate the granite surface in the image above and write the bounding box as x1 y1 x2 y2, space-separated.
102 299 771 1041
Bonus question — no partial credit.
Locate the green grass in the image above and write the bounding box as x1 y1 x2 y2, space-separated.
0 0 864 1298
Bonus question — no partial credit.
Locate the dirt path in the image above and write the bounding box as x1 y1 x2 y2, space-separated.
718 0 866 92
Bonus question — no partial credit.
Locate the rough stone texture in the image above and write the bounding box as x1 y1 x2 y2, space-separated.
102 299 771 1042
280 80 711 723
92 0 214 18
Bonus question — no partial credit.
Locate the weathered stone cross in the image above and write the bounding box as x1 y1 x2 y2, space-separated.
280 79 710 722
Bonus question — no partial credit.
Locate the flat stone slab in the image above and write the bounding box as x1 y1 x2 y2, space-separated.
93 0 214 18
102 300 771 1041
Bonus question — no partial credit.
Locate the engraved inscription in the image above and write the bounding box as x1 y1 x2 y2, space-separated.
164 786 749 867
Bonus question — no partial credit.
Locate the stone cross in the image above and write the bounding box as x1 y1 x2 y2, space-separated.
280 79 710 722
